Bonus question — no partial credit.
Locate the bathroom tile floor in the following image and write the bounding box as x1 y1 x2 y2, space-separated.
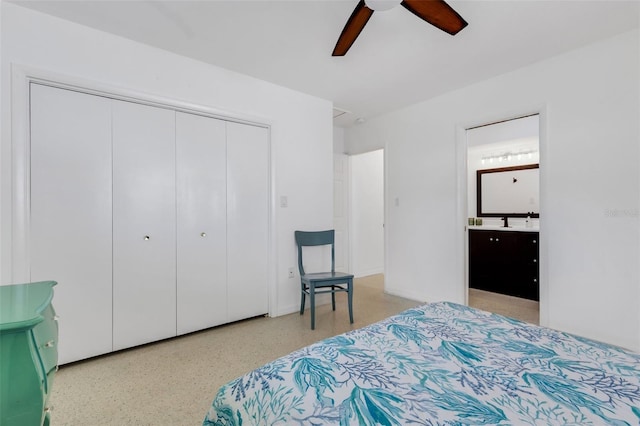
469 288 540 325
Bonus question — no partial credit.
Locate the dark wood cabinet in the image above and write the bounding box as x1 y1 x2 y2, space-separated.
469 229 539 301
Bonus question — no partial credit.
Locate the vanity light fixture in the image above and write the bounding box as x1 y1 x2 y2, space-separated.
481 149 538 166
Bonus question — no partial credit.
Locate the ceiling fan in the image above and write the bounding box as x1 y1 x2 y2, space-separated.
332 0 468 56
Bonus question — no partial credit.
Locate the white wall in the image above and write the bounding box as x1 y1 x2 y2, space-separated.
350 149 384 277
346 29 640 351
0 3 334 317
333 126 346 154
333 128 349 276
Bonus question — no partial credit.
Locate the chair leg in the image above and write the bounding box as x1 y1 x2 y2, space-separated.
347 279 354 324
331 286 336 311
300 285 305 315
310 284 316 330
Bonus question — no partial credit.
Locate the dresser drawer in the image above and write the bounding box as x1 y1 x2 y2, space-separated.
31 305 58 375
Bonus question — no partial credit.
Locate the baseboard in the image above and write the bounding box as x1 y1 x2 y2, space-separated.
354 267 384 278
271 293 332 318
384 286 428 304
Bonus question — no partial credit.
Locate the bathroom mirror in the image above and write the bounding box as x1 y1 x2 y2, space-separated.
477 164 539 217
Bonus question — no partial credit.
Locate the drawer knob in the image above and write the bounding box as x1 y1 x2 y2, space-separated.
44 406 53 413
489 237 493 241
144 235 150 241
200 232 207 237
44 340 55 348
495 238 500 242
533 259 537 263
533 239 537 244
533 278 538 283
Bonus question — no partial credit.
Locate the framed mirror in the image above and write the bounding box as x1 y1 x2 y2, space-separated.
477 164 539 217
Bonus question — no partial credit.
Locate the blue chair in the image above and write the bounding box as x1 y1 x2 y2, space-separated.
295 230 354 330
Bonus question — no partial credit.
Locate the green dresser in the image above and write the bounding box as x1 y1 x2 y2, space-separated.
0 281 58 426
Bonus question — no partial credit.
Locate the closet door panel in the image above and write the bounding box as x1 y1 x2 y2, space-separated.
176 112 227 334
226 123 269 321
112 101 176 350
30 84 113 364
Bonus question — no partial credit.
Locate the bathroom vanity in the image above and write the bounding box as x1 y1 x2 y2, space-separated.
469 227 539 301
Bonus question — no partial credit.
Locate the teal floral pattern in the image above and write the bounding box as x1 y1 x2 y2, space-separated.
204 302 640 425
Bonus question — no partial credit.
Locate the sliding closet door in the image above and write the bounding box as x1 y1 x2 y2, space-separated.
176 112 227 334
30 84 113 364
112 101 176 350
226 122 269 321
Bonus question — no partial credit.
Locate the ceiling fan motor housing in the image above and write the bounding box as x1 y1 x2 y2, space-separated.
364 0 402 11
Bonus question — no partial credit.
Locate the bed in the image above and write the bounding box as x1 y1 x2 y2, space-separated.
204 302 640 425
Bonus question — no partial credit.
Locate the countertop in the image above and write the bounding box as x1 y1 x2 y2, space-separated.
468 225 539 232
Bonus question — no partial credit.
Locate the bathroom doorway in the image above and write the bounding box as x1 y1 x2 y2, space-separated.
465 115 540 324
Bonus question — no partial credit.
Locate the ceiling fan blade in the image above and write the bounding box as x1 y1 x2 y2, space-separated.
401 0 467 35
332 0 374 56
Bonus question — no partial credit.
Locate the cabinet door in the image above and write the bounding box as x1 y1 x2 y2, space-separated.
469 230 497 292
469 230 512 294
176 112 227 334
30 84 113 363
493 232 518 296
226 122 269 321
112 101 176 350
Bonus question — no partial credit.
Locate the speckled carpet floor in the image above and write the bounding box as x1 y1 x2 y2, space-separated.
50 275 537 425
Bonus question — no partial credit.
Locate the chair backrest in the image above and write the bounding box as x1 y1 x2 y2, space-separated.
294 230 335 276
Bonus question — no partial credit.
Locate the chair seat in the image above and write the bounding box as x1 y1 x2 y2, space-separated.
301 272 354 282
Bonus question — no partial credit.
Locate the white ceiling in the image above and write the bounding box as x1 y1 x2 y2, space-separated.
12 0 640 127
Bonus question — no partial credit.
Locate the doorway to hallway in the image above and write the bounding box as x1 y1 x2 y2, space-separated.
350 149 385 278
333 149 385 278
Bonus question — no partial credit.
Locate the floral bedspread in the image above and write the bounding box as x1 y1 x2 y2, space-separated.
204 302 640 425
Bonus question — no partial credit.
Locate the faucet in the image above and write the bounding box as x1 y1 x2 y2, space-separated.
502 216 509 228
